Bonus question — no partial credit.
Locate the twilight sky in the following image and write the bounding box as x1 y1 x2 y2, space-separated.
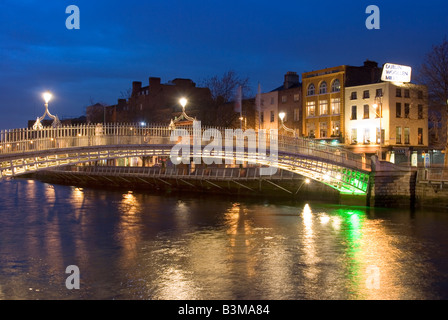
0 0 447 129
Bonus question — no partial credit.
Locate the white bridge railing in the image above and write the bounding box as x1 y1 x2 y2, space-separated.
0 123 370 172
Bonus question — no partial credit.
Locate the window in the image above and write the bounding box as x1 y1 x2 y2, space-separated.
293 108 300 121
260 112 264 123
319 100 328 115
320 122 328 138
376 88 383 97
418 105 423 119
418 90 423 99
363 128 371 144
331 79 341 92
351 129 358 144
404 89 410 98
270 111 274 122
363 90 370 99
396 88 402 97
363 104 370 119
306 101 316 117
331 98 340 114
418 128 423 144
351 105 357 120
319 82 327 94
294 94 300 102
282 96 287 103
332 121 340 136
396 103 402 118
307 84 315 96
396 127 402 144
307 123 316 138
404 103 410 118
376 128 381 144
271 97 274 105
350 92 357 100
404 127 410 144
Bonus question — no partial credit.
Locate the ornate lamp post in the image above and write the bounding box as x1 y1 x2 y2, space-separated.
372 97 383 160
169 97 195 129
33 92 61 130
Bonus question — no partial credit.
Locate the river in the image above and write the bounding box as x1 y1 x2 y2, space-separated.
0 178 447 300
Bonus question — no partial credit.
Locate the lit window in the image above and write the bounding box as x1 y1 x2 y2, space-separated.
331 98 340 114
351 128 358 144
307 84 315 96
306 101 316 117
396 127 402 144
418 128 423 144
320 122 328 138
319 100 328 115
332 121 340 136
319 82 327 94
404 127 410 144
363 128 371 144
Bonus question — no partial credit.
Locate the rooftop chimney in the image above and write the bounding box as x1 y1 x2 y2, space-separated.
284 71 299 89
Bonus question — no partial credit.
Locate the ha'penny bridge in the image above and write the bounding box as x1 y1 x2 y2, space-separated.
0 123 371 195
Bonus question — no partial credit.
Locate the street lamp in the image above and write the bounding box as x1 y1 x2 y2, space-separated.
33 91 61 130
278 112 296 136
372 97 383 160
169 97 195 129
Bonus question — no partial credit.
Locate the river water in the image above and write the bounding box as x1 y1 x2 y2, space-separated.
0 178 447 300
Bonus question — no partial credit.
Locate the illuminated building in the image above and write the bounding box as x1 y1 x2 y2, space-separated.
302 61 382 141
344 82 428 164
259 72 302 133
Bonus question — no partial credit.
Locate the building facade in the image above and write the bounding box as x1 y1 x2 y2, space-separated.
302 61 382 141
344 82 428 163
89 77 214 125
259 72 302 134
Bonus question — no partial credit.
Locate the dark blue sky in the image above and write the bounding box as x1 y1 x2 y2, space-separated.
0 0 447 129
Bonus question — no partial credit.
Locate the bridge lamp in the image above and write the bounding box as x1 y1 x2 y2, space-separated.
179 98 188 111
305 178 310 184
279 112 286 123
140 122 146 127
43 92 52 104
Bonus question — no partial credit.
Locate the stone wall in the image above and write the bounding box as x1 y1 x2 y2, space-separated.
369 156 417 208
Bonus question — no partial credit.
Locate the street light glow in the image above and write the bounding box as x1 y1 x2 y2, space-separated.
43 92 52 104
179 97 187 108
279 112 285 121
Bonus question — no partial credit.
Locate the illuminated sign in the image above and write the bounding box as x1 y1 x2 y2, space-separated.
381 63 412 83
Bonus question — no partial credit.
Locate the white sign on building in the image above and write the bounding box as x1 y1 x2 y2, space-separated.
381 63 412 83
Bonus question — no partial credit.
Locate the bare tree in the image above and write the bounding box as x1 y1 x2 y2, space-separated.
418 38 448 105
200 70 251 102
199 70 253 127
120 88 132 100
418 38 448 162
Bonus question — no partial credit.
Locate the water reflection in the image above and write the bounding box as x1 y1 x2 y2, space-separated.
0 180 446 300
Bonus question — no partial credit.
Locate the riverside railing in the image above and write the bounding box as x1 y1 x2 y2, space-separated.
0 123 370 171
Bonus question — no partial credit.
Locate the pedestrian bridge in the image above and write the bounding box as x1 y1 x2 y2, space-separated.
0 123 371 195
